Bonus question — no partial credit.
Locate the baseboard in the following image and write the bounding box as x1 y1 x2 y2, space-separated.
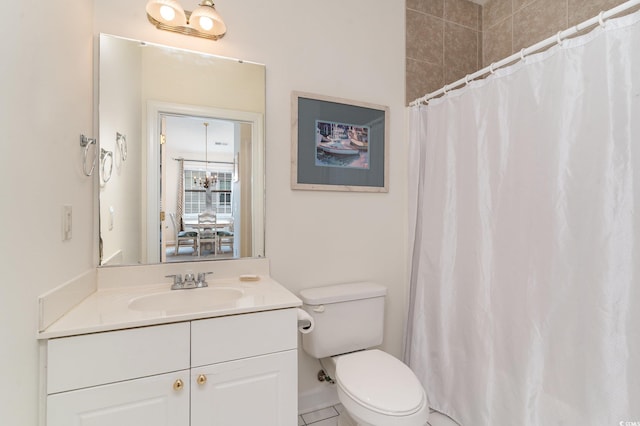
298 384 340 414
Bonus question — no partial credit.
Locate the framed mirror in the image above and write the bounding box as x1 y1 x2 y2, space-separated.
98 34 265 266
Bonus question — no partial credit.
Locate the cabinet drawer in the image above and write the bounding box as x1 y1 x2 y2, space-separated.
47 322 190 394
191 309 297 367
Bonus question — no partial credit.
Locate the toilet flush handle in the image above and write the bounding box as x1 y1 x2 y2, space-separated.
312 305 325 313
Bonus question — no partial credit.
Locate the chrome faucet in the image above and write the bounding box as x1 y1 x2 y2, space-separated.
197 272 213 288
183 273 197 289
166 271 212 290
166 274 184 290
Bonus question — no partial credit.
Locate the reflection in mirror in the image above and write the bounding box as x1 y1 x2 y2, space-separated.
98 34 265 266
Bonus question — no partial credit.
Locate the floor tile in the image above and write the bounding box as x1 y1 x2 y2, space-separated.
301 406 339 424
307 417 339 426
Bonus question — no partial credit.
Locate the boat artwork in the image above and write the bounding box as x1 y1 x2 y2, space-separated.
315 120 370 169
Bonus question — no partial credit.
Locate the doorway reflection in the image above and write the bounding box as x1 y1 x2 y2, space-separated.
162 114 250 262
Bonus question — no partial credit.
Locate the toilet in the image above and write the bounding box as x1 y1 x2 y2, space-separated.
300 282 429 426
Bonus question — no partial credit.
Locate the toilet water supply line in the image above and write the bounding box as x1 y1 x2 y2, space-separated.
409 0 640 106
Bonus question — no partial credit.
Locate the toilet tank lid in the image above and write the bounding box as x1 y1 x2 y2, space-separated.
299 282 387 305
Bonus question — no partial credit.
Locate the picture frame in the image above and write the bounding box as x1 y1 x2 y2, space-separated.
291 91 389 192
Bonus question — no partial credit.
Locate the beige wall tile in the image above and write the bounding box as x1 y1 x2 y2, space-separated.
407 9 445 64
445 0 481 30
568 0 628 26
483 16 512 66
513 0 537 13
483 0 512 29
513 0 567 51
444 23 479 82
407 0 445 17
407 59 445 104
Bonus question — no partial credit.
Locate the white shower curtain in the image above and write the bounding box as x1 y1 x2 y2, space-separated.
406 10 640 426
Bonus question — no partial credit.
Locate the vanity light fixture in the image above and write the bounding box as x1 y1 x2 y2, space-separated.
145 0 227 41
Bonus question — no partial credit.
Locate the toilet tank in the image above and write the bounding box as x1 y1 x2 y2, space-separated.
300 282 387 359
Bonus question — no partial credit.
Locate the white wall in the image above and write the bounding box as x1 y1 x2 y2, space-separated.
0 1 95 425
99 35 142 264
101 0 407 406
0 0 407 422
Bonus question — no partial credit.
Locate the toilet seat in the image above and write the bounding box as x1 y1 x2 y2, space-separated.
335 349 426 417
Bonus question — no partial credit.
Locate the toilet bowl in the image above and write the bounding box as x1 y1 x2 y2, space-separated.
299 282 429 426
330 350 428 426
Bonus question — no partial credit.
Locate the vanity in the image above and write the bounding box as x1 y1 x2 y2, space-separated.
42 31 293 425
38 258 302 426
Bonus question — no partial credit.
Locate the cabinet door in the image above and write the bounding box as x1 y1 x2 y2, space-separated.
47 370 190 426
191 350 297 426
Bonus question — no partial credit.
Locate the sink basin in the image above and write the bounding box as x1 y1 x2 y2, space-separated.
128 287 244 313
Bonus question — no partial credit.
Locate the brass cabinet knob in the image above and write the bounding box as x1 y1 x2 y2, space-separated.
173 379 184 391
197 374 207 385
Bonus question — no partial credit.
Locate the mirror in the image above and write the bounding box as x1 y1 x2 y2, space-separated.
98 34 265 266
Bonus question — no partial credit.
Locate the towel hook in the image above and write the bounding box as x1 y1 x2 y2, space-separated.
80 134 97 177
116 132 127 162
101 148 113 183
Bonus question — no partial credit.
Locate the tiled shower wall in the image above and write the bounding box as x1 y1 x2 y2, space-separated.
483 0 631 67
406 0 482 104
406 0 632 105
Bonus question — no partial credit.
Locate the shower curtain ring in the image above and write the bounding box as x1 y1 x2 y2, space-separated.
489 63 496 74
520 48 526 61
465 74 471 86
556 31 564 46
598 11 606 27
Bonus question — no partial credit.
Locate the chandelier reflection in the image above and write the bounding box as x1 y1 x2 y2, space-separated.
194 122 218 189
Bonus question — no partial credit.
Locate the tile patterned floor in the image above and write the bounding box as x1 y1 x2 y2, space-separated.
298 405 460 426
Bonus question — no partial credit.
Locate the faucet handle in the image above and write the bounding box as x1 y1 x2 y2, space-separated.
166 274 183 290
197 272 213 288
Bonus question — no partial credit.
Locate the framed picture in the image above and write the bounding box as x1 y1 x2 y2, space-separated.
291 91 389 192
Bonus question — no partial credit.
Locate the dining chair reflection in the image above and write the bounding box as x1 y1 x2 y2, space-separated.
169 213 198 255
197 210 218 256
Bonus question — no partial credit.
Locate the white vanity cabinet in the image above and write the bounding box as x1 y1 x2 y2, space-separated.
190 310 298 426
44 309 298 426
47 370 191 426
46 322 191 426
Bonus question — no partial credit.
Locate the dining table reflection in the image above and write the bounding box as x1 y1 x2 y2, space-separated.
184 218 233 257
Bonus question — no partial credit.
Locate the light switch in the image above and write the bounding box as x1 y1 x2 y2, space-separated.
62 205 72 241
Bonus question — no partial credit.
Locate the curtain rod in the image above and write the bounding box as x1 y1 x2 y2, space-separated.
410 0 640 106
172 157 234 165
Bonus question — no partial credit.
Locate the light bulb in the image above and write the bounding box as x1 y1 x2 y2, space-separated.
160 5 176 21
199 16 214 31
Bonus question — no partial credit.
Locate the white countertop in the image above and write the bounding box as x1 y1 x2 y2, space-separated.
39 275 302 339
